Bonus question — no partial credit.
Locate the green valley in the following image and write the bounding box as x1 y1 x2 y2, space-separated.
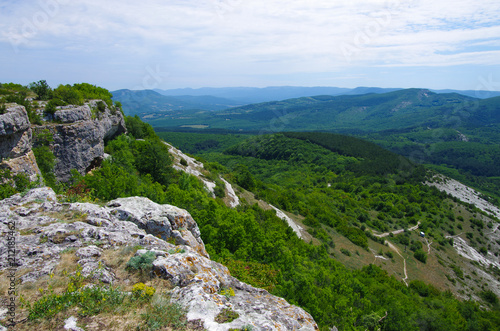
145 88 500 205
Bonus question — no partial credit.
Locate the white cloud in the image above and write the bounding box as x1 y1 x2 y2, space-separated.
1 0 499 89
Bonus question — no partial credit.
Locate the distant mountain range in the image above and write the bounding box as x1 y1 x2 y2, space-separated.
140 88 499 133
111 89 245 117
153 86 500 103
112 86 500 120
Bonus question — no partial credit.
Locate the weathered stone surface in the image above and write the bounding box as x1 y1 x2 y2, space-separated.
0 188 319 330
0 127 32 159
54 105 92 123
45 104 126 182
158 252 319 331
1 150 41 181
107 197 208 258
76 245 102 258
0 105 32 158
0 105 30 136
0 105 42 181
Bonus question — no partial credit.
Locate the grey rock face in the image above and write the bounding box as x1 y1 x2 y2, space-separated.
1 150 41 182
107 197 208 258
0 105 30 137
0 188 319 330
46 104 126 182
0 105 32 158
53 105 92 123
156 251 318 331
0 101 125 183
0 105 41 180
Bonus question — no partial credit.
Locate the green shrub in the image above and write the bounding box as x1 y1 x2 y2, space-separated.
53 84 84 105
29 80 52 100
414 249 427 263
0 169 18 199
221 259 279 292
33 145 56 188
409 240 422 252
21 268 125 320
126 251 156 272
340 248 351 256
480 289 499 305
132 282 156 300
219 287 235 298
409 280 438 297
45 98 66 115
229 326 253 331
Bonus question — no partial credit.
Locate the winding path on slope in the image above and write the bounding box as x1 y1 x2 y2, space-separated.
373 221 421 238
371 222 421 287
387 241 409 287
425 238 433 254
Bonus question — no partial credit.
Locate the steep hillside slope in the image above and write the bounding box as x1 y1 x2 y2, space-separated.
198 133 500 301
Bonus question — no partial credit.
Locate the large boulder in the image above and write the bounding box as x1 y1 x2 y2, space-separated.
154 251 318 330
0 105 30 137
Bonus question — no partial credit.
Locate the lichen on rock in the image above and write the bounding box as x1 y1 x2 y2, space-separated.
0 187 319 330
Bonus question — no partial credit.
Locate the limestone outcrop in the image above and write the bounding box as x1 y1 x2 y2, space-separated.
0 187 319 330
0 105 41 181
42 101 126 182
0 101 126 183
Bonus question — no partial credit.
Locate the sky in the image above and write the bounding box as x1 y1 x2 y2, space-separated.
1 0 500 92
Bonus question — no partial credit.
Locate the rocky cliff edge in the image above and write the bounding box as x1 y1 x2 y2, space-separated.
0 101 126 183
0 187 318 330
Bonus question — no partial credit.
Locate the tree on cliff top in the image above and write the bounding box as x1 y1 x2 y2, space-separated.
29 80 52 101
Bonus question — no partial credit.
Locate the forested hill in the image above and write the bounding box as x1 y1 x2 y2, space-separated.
161 131 500 326
148 88 500 205
111 89 244 117
146 88 483 132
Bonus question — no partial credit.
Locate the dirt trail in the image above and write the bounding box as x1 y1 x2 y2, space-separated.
369 248 388 264
370 222 423 286
386 241 408 286
373 221 421 238
425 238 432 254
